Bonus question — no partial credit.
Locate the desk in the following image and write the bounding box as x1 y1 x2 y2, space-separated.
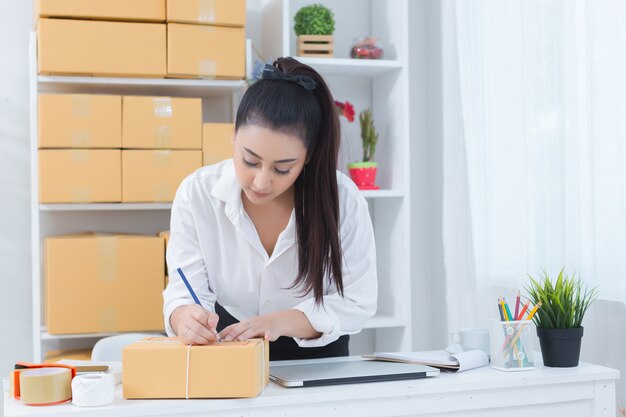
4 360 619 417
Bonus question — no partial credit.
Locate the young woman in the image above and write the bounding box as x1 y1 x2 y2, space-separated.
163 57 377 361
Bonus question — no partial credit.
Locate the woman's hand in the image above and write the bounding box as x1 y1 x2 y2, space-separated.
170 304 220 345
219 313 283 342
218 310 322 342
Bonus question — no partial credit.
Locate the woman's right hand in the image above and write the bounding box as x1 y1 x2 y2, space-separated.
170 304 220 345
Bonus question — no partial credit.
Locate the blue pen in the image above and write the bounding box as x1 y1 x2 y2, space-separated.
176 268 220 341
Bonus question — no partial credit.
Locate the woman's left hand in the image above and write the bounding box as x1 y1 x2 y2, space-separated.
219 313 283 342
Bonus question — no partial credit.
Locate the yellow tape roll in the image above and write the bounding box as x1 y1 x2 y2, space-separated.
20 368 72 406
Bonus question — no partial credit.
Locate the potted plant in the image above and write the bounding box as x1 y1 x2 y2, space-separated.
348 109 379 190
294 4 335 57
525 268 598 367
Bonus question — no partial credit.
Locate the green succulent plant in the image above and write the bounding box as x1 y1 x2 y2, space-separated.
359 109 379 162
525 268 598 329
294 4 335 36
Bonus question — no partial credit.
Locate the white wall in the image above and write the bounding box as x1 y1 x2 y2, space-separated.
0 0 34 410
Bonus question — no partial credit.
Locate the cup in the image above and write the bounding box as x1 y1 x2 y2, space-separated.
489 319 535 371
459 328 490 355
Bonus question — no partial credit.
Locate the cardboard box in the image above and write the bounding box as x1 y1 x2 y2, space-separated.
123 337 269 398
38 19 166 77
122 150 202 202
123 96 202 149
167 23 245 79
203 123 233 165
167 0 246 26
36 0 165 22
39 94 122 149
39 149 121 203
45 234 165 334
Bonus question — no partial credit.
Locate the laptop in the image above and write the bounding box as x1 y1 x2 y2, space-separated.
270 356 439 387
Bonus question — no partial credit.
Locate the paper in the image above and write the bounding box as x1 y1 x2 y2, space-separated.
363 349 489 372
55 359 123 385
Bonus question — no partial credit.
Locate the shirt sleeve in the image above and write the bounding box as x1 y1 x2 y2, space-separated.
162 177 217 336
291 202 378 347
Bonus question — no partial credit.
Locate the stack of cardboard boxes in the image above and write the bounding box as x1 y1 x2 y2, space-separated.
38 94 204 203
36 0 246 79
37 0 246 339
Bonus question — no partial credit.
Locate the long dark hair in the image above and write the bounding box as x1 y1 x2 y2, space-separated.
235 57 343 304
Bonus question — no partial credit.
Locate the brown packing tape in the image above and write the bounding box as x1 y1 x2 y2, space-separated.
154 152 171 201
69 150 91 202
198 0 217 23
154 126 172 148
99 307 118 333
97 236 117 282
72 131 91 147
198 60 217 78
72 95 91 118
19 368 72 406
153 97 173 118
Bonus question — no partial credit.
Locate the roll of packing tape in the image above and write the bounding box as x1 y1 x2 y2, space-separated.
19 368 72 406
71 373 115 407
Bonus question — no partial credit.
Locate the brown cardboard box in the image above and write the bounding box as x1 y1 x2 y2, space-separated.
167 0 246 26
39 149 121 203
122 150 202 202
122 96 202 149
45 234 165 334
38 19 166 77
203 123 233 165
123 337 269 398
167 23 245 79
39 94 122 149
36 0 165 22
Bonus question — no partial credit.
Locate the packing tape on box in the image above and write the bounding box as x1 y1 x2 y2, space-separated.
72 131 91 147
198 60 217 79
72 95 91 118
99 307 118 333
153 97 173 118
98 236 117 282
198 0 217 23
18 368 72 406
71 187 91 203
71 373 115 407
154 126 172 148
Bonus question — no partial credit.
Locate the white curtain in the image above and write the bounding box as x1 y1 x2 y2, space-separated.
442 0 626 333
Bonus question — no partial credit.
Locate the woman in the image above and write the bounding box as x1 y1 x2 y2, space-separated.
163 57 377 361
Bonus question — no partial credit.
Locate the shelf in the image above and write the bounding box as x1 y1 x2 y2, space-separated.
295 57 402 77
40 328 163 341
37 75 247 97
40 203 173 211
363 315 406 329
360 190 404 198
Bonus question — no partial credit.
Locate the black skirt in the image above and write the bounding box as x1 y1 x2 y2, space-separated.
215 303 349 361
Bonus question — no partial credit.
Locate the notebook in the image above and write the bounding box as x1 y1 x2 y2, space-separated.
270 356 439 387
362 350 490 372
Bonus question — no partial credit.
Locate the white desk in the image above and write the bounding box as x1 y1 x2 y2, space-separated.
4 360 619 417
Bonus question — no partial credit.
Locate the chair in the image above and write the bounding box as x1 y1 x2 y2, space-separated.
91 333 161 361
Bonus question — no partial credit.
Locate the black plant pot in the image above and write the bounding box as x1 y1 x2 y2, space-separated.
537 326 584 367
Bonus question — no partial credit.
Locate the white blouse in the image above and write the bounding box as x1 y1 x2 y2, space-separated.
163 159 378 347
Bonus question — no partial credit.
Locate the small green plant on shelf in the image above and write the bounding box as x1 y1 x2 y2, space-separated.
294 4 335 36
294 4 335 58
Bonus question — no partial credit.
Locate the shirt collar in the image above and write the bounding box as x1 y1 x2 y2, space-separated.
210 160 243 219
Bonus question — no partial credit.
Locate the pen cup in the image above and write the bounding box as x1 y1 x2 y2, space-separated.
489 319 535 371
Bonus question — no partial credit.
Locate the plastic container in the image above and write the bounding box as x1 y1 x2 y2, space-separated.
489 319 535 371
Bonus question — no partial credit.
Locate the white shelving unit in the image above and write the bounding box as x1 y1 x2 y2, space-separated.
30 0 410 361
262 0 412 353
28 31 248 361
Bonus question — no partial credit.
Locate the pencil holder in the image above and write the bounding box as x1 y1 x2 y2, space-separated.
489 319 535 371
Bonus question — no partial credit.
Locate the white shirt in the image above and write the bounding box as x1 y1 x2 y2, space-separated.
163 159 377 347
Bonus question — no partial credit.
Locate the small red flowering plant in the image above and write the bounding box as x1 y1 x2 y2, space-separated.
335 100 355 123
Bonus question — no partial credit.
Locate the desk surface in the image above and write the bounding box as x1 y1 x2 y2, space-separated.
4 360 620 417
